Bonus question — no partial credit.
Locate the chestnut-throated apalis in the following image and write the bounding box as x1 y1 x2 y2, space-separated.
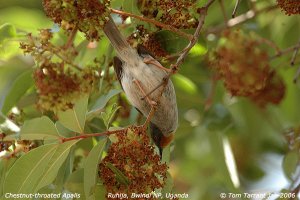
103 16 178 157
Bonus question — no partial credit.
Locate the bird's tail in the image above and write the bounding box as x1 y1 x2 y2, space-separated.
103 15 135 60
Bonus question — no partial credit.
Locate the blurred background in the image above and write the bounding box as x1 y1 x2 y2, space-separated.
1 0 300 200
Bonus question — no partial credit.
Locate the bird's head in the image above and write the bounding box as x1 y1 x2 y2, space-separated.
150 123 174 158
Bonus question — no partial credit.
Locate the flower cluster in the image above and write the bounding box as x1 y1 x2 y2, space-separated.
277 0 300 15
209 30 285 107
99 127 168 200
0 140 13 152
138 0 198 29
20 29 78 64
20 29 99 113
285 126 300 150
249 71 285 107
43 0 110 40
34 62 98 112
127 25 169 58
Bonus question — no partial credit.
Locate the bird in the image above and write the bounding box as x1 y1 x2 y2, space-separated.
103 15 178 157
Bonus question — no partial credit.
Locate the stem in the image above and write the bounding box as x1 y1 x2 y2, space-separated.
51 48 82 71
293 64 300 83
64 27 78 49
270 43 300 60
61 129 126 143
204 76 218 111
218 0 228 24
109 8 193 40
232 0 241 18
291 40 300 65
207 5 278 34
258 37 280 54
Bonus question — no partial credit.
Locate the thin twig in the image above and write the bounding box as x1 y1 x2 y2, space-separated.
293 64 300 83
64 27 78 49
249 0 257 12
204 76 218 111
51 48 82 71
61 129 126 143
232 0 241 18
258 37 281 54
219 0 228 24
291 40 300 65
207 4 278 34
109 8 193 40
270 43 300 60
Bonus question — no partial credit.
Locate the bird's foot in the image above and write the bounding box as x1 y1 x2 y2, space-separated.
143 57 171 72
142 106 156 130
133 79 157 107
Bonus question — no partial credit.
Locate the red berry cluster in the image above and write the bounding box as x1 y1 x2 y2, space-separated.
99 127 168 200
210 30 285 107
138 0 198 29
43 0 110 40
277 0 300 15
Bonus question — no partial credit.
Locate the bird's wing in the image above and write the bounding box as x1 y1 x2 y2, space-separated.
137 44 156 59
113 56 123 90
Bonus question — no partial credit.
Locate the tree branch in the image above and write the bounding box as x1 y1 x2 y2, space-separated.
206 4 278 34
270 43 300 60
218 0 228 24
232 0 241 18
64 27 77 49
291 40 300 65
293 64 300 83
109 8 193 40
60 128 126 143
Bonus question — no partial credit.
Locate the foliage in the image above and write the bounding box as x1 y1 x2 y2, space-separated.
0 0 300 200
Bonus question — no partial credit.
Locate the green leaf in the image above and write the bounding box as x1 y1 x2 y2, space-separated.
106 162 130 186
172 74 198 95
282 150 299 180
88 89 121 119
208 131 236 190
0 158 17 196
58 95 89 133
2 69 34 115
20 116 60 140
35 140 79 191
122 0 142 16
64 168 85 197
56 121 73 138
3 144 58 194
161 172 174 197
84 138 107 199
0 58 31 116
190 43 207 57
162 145 171 165
52 153 73 193
156 30 189 54
0 23 16 43
94 184 106 200
101 103 121 129
204 104 232 131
